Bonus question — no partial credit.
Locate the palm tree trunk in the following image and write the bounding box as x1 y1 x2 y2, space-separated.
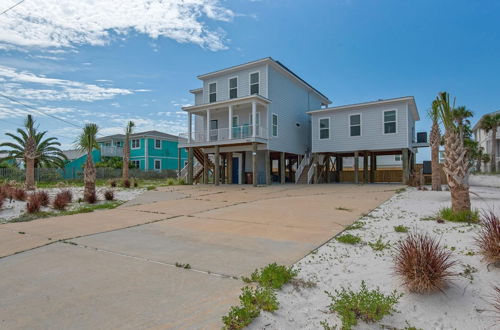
430 122 441 191
491 127 497 172
25 157 35 190
122 140 129 180
443 130 471 212
84 152 96 202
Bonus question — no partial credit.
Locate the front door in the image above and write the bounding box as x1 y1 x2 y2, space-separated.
232 157 239 184
210 120 218 141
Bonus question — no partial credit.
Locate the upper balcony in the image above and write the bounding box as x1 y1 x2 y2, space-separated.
179 125 268 148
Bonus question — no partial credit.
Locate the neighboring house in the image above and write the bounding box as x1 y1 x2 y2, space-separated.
308 97 426 183
179 57 331 185
472 110 500 171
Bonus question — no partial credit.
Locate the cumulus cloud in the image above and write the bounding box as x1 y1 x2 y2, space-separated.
0 0 235 51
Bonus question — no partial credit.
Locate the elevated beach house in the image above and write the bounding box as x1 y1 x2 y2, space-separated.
472 110 500 171
179 57 331 185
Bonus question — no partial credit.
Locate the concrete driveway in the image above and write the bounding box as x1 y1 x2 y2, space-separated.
0 184 399 329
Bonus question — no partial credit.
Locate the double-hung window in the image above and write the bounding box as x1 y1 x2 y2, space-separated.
229 77 237 99
250 72 259 95
209 83 216 103
154 159 161 171
131 139 140 149
272 114 278 137
349 114 361 137
154 139 161 149
131 160 140 168
319 118 330 139
384 110 397 134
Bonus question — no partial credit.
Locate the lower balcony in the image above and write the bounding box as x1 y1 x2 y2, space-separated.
179 125 268 147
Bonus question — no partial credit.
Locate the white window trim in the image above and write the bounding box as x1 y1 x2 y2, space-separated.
383 109 398 135
349 113 362 137
318 117 330 140
154 139 161 149
272 113 278 137
154 159 161 171
131 160 140 168
208 82 217 103
228 76 238 99
131 139 140 149
249 71 260 95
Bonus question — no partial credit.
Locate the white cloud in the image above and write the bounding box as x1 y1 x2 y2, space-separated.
0 0 235 51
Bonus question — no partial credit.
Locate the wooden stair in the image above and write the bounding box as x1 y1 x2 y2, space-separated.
296 164 311 184
193 147 214 182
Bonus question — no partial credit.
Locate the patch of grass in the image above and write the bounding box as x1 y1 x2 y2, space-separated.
369 237 391 251
345 221 364 231
395 188 406 194
437 207 479 223
335 206 352 211
325 281 402 330
166 178 186 186
242 263 298 290
222 286 278 330
459 264 478 283
394 225 409 233
175 262 191 269
320 320 338 330
336 233 362 245
290 278 317 291
8 201 123 223
146 186 156 191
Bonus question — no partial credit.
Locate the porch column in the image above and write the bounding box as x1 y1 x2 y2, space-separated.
221 153 226 184
370 152 376 183
206 109 211 142
252 142 258 187
188 113 192 143
227 152 233 184
325 154 330 183
280 152 285 184
228 105 233 140
265 150 271 185
354 151 359 184
214 145 220 186
363 151 369 184
187 147 194 185
252 101 257 138
335 155 342 183
288 156 293 182
177 147 181 178
402 148 409 184
313 153 319 184
203 152 208 184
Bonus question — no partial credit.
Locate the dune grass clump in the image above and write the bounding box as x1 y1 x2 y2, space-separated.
242 263 298 290
437 207 479 223
13 188 27 201
52 192 69 210
104 190 114 201
336 233 362 245
84 192 97 204
59 189 73 203
122 179 131 188
35 190 50 207
26 193 41 214
325 281 402 330
476 212 500 265
109 179 117 187
394 232 457 293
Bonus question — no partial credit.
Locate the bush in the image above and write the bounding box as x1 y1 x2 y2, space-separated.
166 178 176 186
325 281 402 330
476 212 500 265
109 179 117 187
35 190 50 207
122 179 131 188
60 189 73 203
394 225 409 233
52 192 69 210
103 190 114 201
394 232 457 293
13 188 27 201
336 233 361 245
85 192 97 204
222 286 278 330
437 207 479 223
242 263 298 290
26 193 41 213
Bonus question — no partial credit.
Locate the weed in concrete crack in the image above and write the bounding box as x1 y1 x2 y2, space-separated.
175 262 191 269
335 206 352 212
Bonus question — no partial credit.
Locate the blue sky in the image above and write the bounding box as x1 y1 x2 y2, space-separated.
1 0 499 161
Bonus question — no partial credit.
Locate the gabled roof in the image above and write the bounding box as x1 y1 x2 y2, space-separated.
196 57 331 105
62 149 85 160
307 96 420 121
97 130 179 142
472 110 500 131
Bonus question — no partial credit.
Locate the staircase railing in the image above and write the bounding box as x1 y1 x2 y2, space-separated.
307 162 315 184
178 161 202 181
295 152 311 183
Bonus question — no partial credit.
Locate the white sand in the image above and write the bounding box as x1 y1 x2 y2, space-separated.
0 187 144 222
250 186 500 330
470 174 500 188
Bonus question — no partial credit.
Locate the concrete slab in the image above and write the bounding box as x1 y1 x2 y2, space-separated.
0 229 51 257
123 198 235 216
0 243 241 330
72 216 321 277
119 190 186 207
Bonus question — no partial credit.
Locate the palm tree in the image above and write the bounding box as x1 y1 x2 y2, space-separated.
436 92 472 212
452 106 474 127
76 123 99 203
0 115 66 190
429 100 442 191
122 121 135 180
480 113 500 172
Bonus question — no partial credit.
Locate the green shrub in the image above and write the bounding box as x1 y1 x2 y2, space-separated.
222 286 278 330
437 207 479 223
325 281 402 330
336 234 361 245
345 221 364 231
394 225 409 233
243 262 298 289
146 186 156 191
369 237 390 251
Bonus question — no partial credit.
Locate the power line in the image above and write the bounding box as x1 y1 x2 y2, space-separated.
0 0 26 16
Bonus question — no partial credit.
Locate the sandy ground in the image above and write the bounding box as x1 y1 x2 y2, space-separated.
470 174 500 188
0 186 144 222
249 186 500 330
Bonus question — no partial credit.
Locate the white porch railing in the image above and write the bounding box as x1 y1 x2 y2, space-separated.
101 146 123 157
178 161 202 181
179 125 268 144
295 152 311 183
307 162 314 184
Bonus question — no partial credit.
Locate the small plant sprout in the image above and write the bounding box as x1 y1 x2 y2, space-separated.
345 221 364 231
394 225 409 233
459 264 478 283
325 281 402 330
369 237 390 251
475 211 500 267
175 262 191 269
242 263 298 289
394 232 457 293
336 233 361 245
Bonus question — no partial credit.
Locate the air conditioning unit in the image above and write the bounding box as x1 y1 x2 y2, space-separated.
417 132 427 143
